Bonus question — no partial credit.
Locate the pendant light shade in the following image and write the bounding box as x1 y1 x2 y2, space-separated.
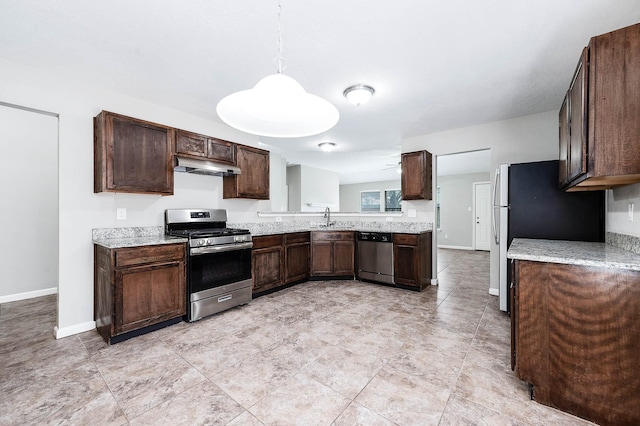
216 73 339 138
215 0 339 138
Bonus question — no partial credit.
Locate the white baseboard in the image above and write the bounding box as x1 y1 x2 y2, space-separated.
54 321 96 339
488 288 499 296
430 278 439 286
437 245 474 250
0 287 57 304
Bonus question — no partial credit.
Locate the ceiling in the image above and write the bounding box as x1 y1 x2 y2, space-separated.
1 1 639 184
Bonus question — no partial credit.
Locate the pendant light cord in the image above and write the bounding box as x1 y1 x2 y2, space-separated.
275 0 287 74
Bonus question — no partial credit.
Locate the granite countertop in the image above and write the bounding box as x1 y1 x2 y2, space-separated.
230 222 433 236
92 226 187 249
92 222 433 248
507 238 640 271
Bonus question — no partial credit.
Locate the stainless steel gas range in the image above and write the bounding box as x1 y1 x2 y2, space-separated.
165 209 252 322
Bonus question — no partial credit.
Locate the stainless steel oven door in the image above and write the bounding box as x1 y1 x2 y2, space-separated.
188 243 252 294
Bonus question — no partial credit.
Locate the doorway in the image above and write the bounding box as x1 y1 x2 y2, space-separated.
0 103 59 303
473 181 491 251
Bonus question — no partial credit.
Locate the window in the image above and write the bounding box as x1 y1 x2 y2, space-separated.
360 191 381 212
384 189 402 212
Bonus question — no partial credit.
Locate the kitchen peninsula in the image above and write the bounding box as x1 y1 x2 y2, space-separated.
508 238 640 426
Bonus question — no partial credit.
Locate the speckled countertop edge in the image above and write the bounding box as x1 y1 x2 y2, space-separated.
92 222 432 249
507 238 640 271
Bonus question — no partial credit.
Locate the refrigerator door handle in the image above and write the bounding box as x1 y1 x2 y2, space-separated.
492 168 500 244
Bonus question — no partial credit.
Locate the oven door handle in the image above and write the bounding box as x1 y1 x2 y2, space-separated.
190 242 254 256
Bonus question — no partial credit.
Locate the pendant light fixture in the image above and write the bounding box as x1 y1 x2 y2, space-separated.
216 0 339 138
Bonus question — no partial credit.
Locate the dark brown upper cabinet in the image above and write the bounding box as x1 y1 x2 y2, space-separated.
223 144 270 199
175 129 235 165
560 23 640 191
401 150 432 200
94 111 174 195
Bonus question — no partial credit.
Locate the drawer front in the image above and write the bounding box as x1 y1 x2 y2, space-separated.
252 234 284 249
115 244 185 267
393 233 418 246
285 232 310 244
311 231 354 242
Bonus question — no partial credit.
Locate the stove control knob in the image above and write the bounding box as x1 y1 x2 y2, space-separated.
198 239 206 246
206 239 213 245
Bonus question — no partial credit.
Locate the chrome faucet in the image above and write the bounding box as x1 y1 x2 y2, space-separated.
323 207 331 227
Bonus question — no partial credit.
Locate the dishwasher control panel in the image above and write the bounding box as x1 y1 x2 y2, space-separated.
357 232 393 242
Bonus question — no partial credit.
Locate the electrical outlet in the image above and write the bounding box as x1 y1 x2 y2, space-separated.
386 216 393 222
116 208 126 221
408 209 417 218
629 203 634 222
275 216 282 222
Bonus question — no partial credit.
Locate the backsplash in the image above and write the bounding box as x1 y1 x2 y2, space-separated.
606 232 640 255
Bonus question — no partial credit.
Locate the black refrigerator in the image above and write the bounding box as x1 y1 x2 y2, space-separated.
493 160 605 312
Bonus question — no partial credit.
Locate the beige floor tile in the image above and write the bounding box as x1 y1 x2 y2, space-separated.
301 346 383 399
355 367 452 425
227 410 266 425
249 373 351 425
129 380 244 425
332 402 397 426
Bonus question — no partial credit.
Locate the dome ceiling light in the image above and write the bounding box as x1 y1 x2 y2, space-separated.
216 0 339 138
343 84 375 106
318 142 336 152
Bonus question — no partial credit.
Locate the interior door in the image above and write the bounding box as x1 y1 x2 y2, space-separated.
474 182 491 251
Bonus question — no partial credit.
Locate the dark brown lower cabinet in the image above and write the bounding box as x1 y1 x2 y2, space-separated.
94 243 186 344
284 232 310 284
393 232 432 290
512 260 640 426
310 231 355 277
251 234 284 293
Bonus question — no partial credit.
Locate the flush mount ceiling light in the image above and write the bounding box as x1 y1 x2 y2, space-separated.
216 0 339 138
343 84 375 106
318 142 336 152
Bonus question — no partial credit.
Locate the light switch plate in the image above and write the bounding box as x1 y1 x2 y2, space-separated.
629 203 634 222
408 209 417 218
116 208 126 221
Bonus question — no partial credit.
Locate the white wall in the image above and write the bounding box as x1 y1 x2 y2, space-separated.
269 152 288 212
339 180 401 212
288 164 340 212
0 104 58 301
438 172 490 249
403 110 559 292
607 183 640 237
0 58 275 337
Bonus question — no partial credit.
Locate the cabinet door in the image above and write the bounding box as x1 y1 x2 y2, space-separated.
252 246 283 292
311 242 333 276
333 241 355 276
175 130 208 158
114 261 185 334
207 138 235 165
394 244 418 286
401 150 432 200
285 242 310 283
223 145 270 199
558 94 569 187
95 112 174 195
567 48 588 183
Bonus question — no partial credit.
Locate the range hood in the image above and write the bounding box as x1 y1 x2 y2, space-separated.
174 156 241 176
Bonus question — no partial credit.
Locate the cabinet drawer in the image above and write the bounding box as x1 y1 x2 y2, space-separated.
285 232 310 244
115 244 185 267
312 231 354 242
393 233 418 246
252 234 284 249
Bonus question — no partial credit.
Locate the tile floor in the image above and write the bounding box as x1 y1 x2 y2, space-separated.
0 249 595 425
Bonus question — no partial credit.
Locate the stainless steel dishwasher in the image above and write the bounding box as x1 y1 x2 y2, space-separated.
357 232 394 285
